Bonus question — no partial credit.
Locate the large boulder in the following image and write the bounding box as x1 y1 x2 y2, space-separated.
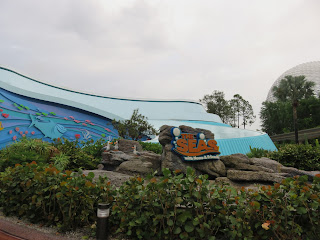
101 143 161 176
250 157 283 173
83 170 131 188
227 170 288 183
159 125 225 179
116 151 162 176
101 150 134 170
214 177 268 191
116 160 154 176
220 154 275 173
280 166 317 181
118 139 143 153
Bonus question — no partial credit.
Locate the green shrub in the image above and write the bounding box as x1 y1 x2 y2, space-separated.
51 153 70 170
110 168 320 240
139 141 162 154
246 146 272 158
0 138 58 171
111 168 236 239
269 144 320 171
240 175 320 239
0 137 103 172
52 138 100 170
81 138 107 159
0 163 320 239
0 162 115 232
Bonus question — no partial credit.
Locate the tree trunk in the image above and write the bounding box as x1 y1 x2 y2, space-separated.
237 112 240 128
293 103 299 144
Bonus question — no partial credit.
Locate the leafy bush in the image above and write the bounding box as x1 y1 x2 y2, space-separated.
111 168 235 240
139 141 162 154
246 146 273 158
240 175 320 240
111 168 320 240
0 137 58 171
269 144 320 171
0 137 104 171
81 138 107 159
52 138 100 170
0 162 115 232
112 109 158 140
0 163 320 239
51 153 70 170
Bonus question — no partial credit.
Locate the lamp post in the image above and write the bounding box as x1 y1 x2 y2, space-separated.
96 203 110 240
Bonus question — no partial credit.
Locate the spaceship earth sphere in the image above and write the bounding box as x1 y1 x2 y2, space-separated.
266 61 320 102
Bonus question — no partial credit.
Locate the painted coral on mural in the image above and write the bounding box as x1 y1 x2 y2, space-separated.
0 88 119 149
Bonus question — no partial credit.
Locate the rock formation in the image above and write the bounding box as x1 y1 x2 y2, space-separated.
158 125 318 184
97 126 318 186
101 140 161 176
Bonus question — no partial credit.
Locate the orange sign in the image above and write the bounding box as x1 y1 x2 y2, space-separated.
171 127 220 161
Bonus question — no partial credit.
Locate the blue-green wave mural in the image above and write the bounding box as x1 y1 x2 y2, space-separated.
0 88 119 149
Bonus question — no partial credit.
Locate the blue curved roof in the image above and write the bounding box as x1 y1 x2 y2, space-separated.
0 67 222 123
0 66 277 155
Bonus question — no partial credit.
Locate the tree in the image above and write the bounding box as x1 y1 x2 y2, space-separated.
112 109 158 140
260 100 293 135
241 99 256 129
229 94 243 128
200 91 255 128
297 96 320 130
272 75 315 143
260 96 320 135
199 91 232 123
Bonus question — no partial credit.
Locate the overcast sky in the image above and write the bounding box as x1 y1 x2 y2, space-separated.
1 0 320 130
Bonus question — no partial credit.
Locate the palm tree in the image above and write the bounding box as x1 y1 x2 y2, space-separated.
272 75 315 143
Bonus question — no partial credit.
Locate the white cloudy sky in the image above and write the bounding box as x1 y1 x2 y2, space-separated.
1 0 320 130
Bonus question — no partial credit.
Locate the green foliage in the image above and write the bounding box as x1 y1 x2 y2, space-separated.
269 144 320 171
1 164 320 239
200 91 255 128
51 153 70 170
112 109 158 140
246 146 272 158
52 138 100 170
0 138 57 171
139 141 162 154
81 138 107 159
0 137 106 172
111 168 235 240
248 141 320 171
260 100 293 135
272 75 315 103
230 94 255 129
242 175 320 240
0 162 115 232
269 75 315 143
200 90 232 124
261 96 320 135
111 168 320 240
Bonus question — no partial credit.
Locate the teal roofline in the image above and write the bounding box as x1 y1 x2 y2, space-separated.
1 81 124 121
0 66 223 123
0 66 203 105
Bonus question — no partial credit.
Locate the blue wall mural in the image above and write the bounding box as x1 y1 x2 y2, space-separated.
0 88 119 149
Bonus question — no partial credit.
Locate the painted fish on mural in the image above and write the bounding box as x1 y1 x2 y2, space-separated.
0 122 4 131
28 114 67 139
